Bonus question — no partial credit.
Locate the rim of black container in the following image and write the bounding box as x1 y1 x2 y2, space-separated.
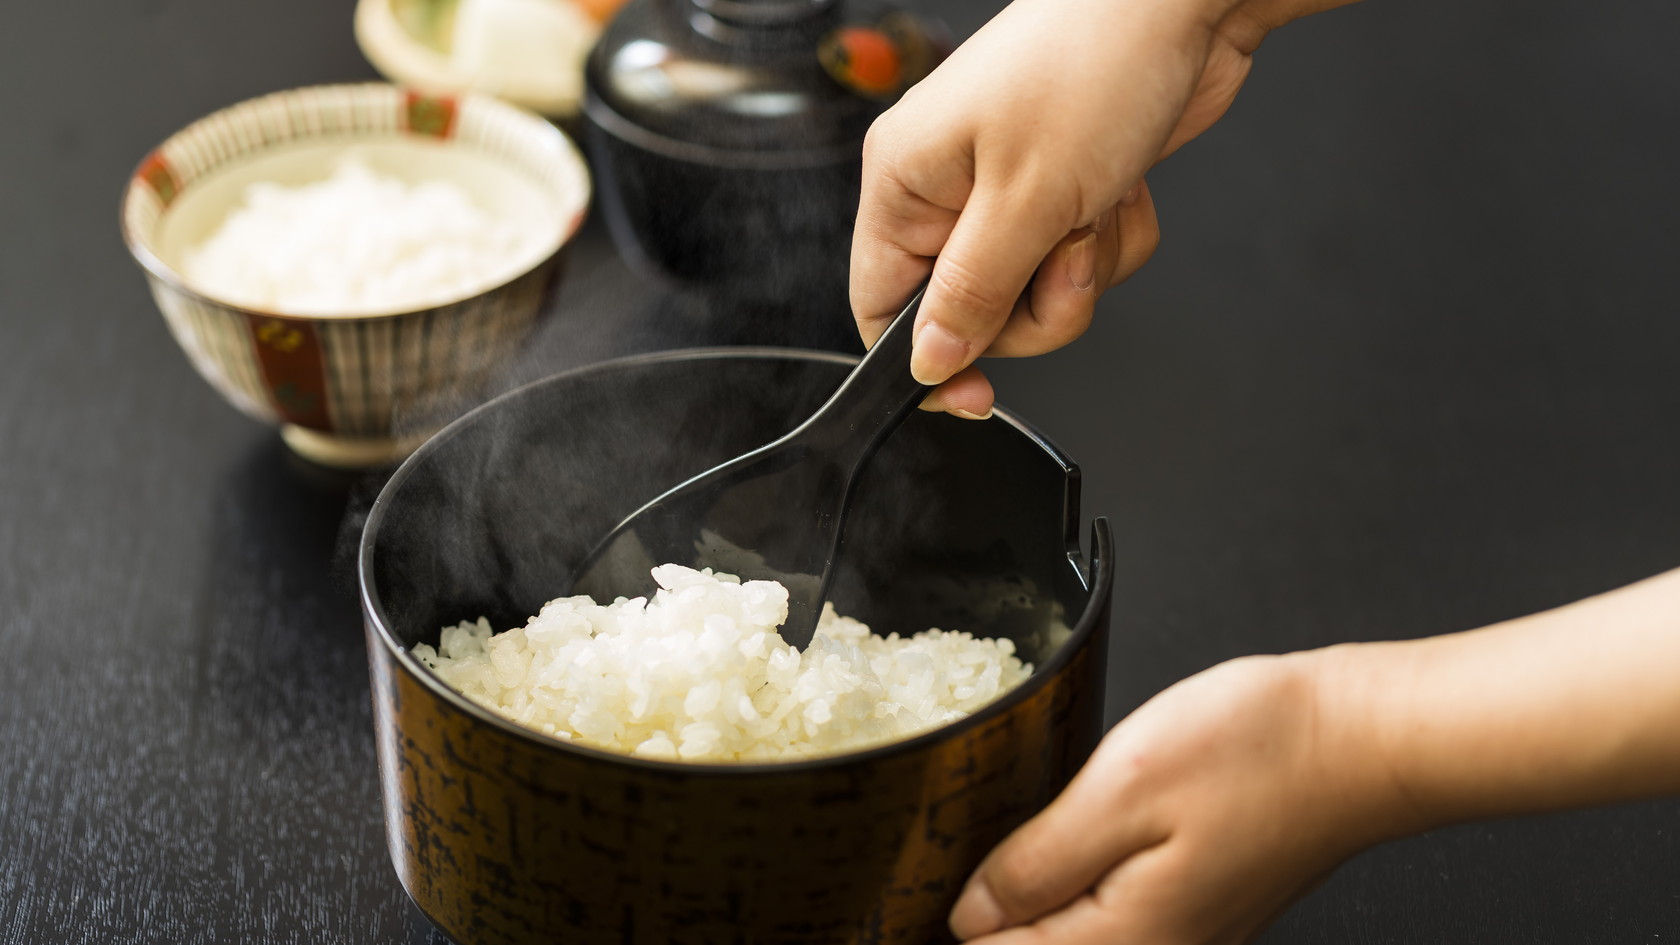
581 88 868 171
359 346 1113 777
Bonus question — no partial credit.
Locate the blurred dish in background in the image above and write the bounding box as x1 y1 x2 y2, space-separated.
121 84 592 468
581 0 949 351
356 0 630 120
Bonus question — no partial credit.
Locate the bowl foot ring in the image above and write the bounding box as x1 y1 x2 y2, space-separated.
280 424 430 469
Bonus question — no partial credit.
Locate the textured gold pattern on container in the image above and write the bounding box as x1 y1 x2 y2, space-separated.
367 618 1102 945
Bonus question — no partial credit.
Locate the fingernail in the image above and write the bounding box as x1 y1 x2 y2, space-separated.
911 321 970 386
1067 232 1097 291
951 407 993 421
950 880 1005 940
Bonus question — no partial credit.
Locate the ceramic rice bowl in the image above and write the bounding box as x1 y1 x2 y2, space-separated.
121 83 591 468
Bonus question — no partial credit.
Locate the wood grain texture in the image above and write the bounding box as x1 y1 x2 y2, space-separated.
1 0 1676 942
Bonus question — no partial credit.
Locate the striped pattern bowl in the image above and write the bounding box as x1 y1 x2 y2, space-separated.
121 83 591 468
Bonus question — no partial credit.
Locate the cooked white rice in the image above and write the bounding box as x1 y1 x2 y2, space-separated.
414 564 1032 761
183 158 546 315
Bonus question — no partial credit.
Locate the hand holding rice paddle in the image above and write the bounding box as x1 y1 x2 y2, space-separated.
571 284 933 648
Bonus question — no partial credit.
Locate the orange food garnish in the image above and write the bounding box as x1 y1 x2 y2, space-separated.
833 27 902 96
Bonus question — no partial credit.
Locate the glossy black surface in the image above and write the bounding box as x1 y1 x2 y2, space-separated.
582 0 939 322
585 0 880 156
580 124 866 335
4 0 1680 942
358 351 1110 944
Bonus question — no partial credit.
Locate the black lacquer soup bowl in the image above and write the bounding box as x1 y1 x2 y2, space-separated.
359 348 1114 945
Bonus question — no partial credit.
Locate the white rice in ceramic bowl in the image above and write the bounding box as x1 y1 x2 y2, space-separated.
414 564 1033 762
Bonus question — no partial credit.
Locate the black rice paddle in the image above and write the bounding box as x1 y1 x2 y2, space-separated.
571 285 933 649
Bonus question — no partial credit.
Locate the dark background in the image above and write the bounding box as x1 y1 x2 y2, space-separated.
3 0 1678 942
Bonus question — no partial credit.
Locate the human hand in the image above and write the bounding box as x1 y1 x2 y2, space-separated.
948 650 1419 944
948 566 1680 944
852 0 1346 417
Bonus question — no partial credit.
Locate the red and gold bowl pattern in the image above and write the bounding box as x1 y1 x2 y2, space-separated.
121 83 592 467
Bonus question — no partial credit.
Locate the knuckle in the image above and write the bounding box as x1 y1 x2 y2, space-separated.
1043 299 1097 346
1018 314 1093 356
861 123 886 168
1113 224 1162 287
861 117 905 174
1138 219 1163 258
984 839 1062 918
931 256 1006 323
992 292 1093 357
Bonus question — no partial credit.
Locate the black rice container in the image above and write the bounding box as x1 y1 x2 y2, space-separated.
581 0 944 351
359 349 1113 944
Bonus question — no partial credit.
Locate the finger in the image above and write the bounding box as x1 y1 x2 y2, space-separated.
849 126 963 346
1089 840 1237 944
1012 226 1104 358
956 894 1126 945
957 844 1180 945
851 215 942 349
981 180 1160 359
1106 178 1160 288
1081 830 1329 945
949 774 1165 940
917 365 995 419
910 190 1069 385
963 842 1272 945
849 164 998 419
850 175 996 418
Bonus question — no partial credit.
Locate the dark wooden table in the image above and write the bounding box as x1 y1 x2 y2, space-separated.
3 0 1677 941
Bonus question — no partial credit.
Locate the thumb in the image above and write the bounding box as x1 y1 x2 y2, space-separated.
910 193 1067 385
949 759 1161 939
